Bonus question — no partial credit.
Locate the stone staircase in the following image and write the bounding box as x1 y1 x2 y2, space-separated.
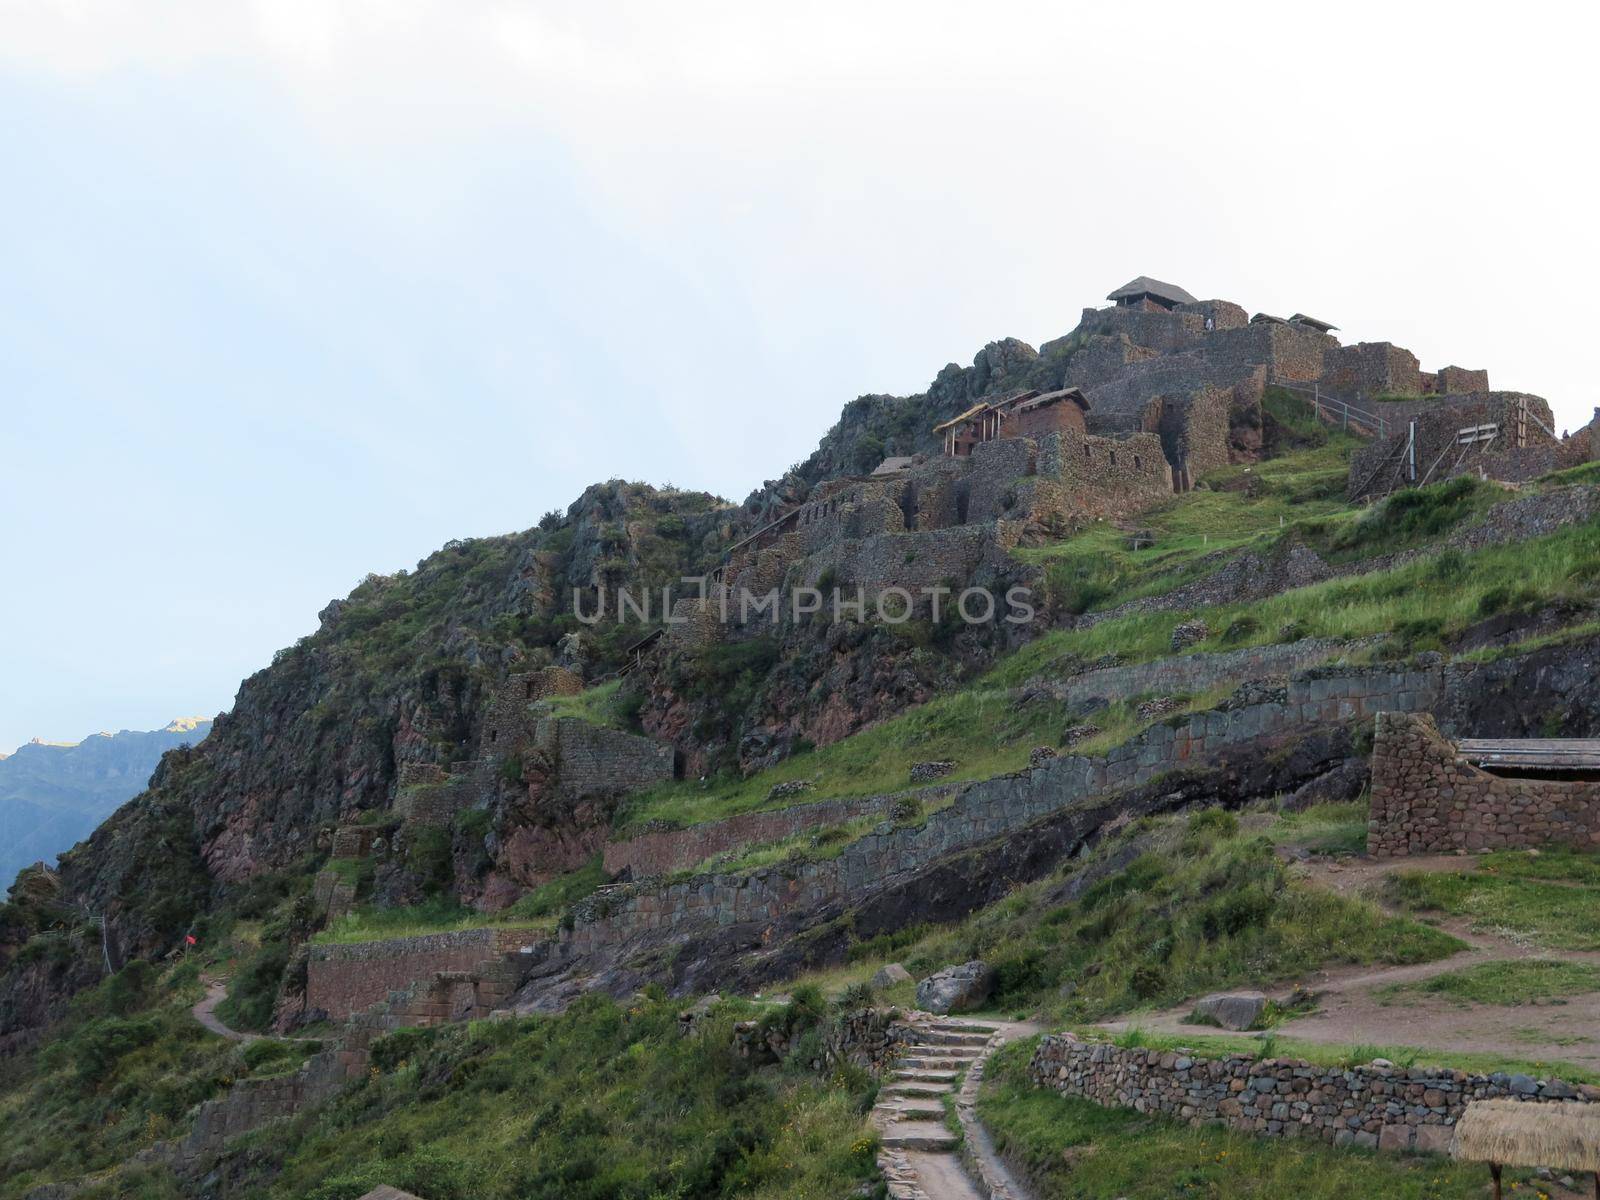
874 1021 996 1199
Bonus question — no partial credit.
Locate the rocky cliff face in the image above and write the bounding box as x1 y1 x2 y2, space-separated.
0 719 213 887
0 483 735 1021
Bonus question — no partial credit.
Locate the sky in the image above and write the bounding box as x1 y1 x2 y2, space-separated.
1 1 1597 753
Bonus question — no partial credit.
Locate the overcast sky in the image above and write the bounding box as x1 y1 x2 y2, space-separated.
2 1 1596 753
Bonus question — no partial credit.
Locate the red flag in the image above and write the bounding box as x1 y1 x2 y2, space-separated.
185 935 197 946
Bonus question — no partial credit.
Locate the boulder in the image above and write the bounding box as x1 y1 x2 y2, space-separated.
1170 620 1211 652
1191 991 1267 1031
916 961 994 1014
871 963 913 989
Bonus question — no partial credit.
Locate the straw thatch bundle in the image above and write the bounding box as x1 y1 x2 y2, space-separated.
1451 1099 1600 1173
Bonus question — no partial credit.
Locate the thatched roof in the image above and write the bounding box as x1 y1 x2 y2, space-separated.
1250 312 1288 325
1290 312 1339 333
870 456 915 476
931 402 992 435
1107 276 1197 307
1451 1100 1600 1172
1012 387 1090 414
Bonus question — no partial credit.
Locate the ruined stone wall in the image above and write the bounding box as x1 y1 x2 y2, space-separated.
566 660 1446 954
607 641 1351 879
305 927 543 1020
1177 299 1250 331
1049 428 1172 515
1368 711 1600 856
1349 392 1563 498
603 784 957 878
1437 365 1490 393
532 717 676 804
1027 1037 1598 1155
1043 638 1349 712
1077 305 1206 354
392 764 474 826
1203 323 1333 384
1061 333 1162 390
1320 341 1422 399
964 437 1036 523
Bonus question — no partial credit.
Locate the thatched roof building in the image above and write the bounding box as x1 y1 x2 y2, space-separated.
1451 1099 1600 1198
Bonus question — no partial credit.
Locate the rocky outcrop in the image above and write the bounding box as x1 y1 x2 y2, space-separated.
915 961 994 1014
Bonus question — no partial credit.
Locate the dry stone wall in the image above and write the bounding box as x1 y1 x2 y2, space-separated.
1027 1036 1599 1154
306 926 545 1020
566 660 1445 955
603 785 956 878
1368 711 1600 856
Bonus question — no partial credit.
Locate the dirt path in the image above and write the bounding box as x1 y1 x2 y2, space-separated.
875 1016 1040 1200
1102 851 1600 1069
192 977 262 1043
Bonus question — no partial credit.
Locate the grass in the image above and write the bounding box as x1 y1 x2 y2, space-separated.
1267 800 1369 856
1386 867 1600 951
995 500 1600 688
1477 845 1600 885
543 679 628 729
313 896 553 946
615 688 1075 833
0 960 314 1199
977 1039 1523 1200
215 991 879 1200
783 807 1461 1025
1376 958 1600 1007
1016 432 1360 617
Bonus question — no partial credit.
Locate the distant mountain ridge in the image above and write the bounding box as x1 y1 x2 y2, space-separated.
0 719 212 889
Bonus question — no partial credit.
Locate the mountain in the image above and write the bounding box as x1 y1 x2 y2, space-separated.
0 718 212 887
4 277 1600 1198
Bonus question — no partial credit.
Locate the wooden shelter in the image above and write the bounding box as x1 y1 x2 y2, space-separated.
1106 275 1198 312
1451 1099 1600 1199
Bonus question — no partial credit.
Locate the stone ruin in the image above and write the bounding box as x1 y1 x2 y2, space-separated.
1368 711 1600 856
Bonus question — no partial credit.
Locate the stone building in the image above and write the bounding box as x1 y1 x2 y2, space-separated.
1368 711 1600 856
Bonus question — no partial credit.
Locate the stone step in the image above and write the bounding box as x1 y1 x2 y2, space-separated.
880 1121 960 1152
891 1068 959 1084
882 1082 953 1099
926 1021 997 1035
919 1031 992 1047
895 1053 978 1070
880 1101 945 1122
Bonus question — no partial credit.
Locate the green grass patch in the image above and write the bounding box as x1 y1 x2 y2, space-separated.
313 896 553 946
1477 846 1600 885
497 856 608 921
1376 958 1600 1007
616 688 1074 833
1386 868 1600 951
226 992 879 1200
977 1039 1513 1199
790 809 1461 1024
543 679 629 729
0 961 304 1199
1267 801 1369 856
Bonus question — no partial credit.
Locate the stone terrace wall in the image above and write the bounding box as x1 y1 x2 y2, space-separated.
603 785 956 879
1041 637 1348 711
606 641 1353 881
1027 1036 1598 1154
306 927 544 1020
533 716 676 803
566 659 1445 954
1368 711 1600 856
